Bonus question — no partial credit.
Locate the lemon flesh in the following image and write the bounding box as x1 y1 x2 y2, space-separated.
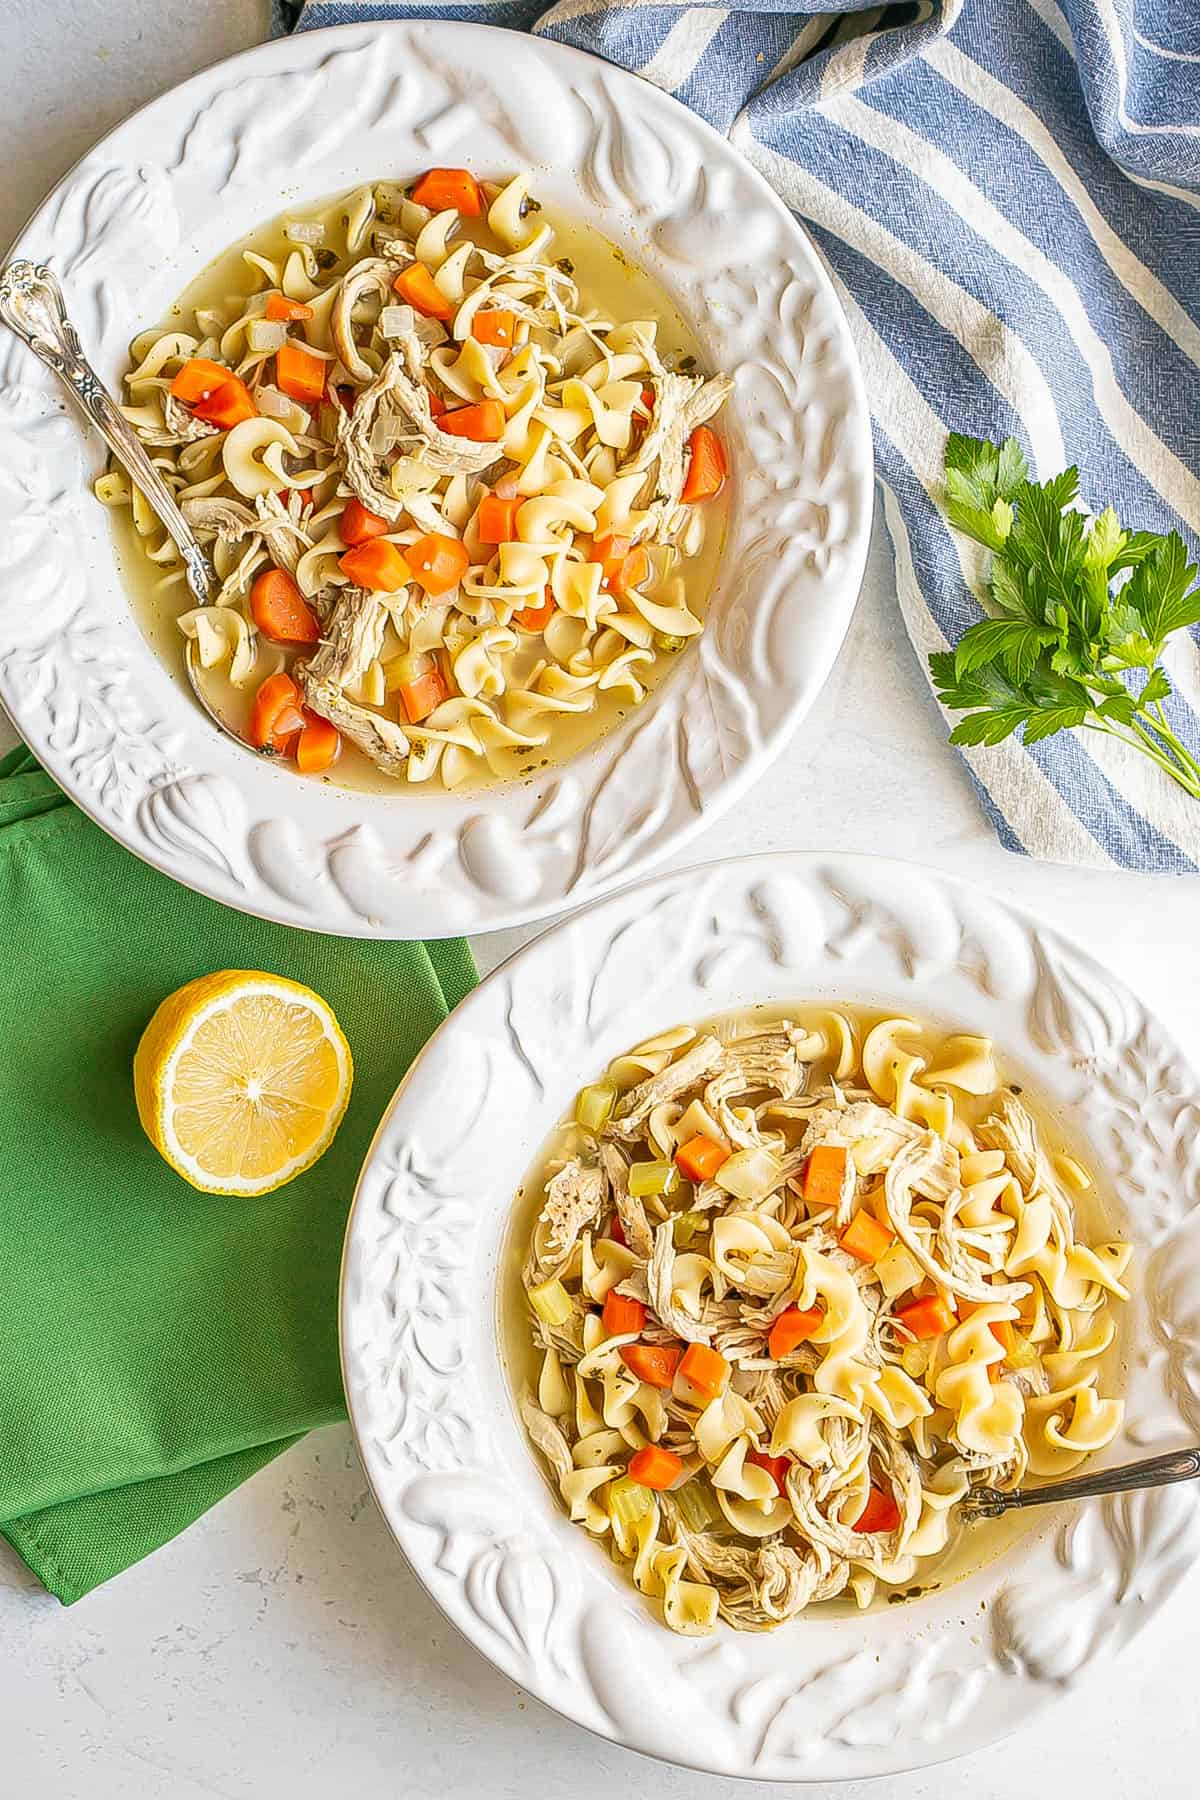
134 971 353 1196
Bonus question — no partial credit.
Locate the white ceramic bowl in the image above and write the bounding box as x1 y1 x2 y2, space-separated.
341 851 1200 1780
0 20 871 938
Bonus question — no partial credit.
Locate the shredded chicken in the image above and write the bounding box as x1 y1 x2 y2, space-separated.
539 1159 605 1261
607 1035 725 1137
625 371 734 539
522 1029 1126 1628
298 587 410 775
338 351 504 522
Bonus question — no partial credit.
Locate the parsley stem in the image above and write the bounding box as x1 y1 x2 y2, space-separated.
1148 700 1200 788
1088 717 1200 800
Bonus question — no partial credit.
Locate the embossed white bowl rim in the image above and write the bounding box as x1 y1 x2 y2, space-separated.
0 20 872 937
341 850 1200 1781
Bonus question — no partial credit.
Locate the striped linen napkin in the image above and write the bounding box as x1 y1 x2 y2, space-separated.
282 1 1200 873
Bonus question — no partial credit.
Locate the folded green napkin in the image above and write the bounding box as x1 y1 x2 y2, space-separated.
0 743 475 1603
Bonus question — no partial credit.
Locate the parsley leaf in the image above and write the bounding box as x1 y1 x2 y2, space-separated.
928 439 1200 802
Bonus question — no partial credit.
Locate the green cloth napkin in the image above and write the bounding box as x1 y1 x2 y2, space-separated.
0 743 476 1603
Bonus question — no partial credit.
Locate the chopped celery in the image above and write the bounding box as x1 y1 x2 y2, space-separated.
628 1159 679 1199
672 1210 707 1248
575 1081 617 1134
672 1477 719 1533
654 631 688 653
528 1277 572 1327
608 1475 654 1528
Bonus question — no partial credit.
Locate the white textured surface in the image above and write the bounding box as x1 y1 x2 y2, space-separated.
1 4 1199 1797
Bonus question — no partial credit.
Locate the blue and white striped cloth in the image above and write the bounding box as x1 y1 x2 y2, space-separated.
282 0 1200 872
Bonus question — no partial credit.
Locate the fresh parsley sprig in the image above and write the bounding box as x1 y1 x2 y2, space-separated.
929 434 1200 800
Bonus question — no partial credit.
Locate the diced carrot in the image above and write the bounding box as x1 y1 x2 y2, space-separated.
407 532 469 596
602 1291 646 1337
265 292 314 322
853 1483 901 1533
640 385 655 412
620 1343 682 1389
593 534 631 586
471 308 518 349
248 672 305 752
839 1210 895 1265
895 1295 956 1340
768 1305 824 1361
295 711 340 774
608 1214 627 1247
393 262 454 321
477 493 520 544
747 1451 791 1497
339 539 411 591
990 1319 1015 1354
439 400 506 442
250 567 321 645
513 591 555 632
397 670 448 725
803 1144 847 1208
427 390 447 418
680 424 728 504
411 167 484 217
341 497 390 547
191 377 256 428
609 544 649 599
627 1445 682 1491
275 340 327 405
675 1135 730 1184
169 357 234 404
675 1343 730 1401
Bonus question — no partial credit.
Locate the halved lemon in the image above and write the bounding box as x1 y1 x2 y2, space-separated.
134 970 353 1196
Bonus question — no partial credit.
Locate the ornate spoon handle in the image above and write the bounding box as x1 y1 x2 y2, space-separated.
963 1446 1200 1520
0 259 215 606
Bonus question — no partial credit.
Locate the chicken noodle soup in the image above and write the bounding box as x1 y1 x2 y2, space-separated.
95 169 732 789
513 1008 1131 1635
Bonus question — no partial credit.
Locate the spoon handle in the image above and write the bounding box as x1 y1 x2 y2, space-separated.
0 259 214 606
964 1446 1200 1519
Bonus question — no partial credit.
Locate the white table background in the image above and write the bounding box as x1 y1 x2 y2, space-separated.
1 3 1196 1795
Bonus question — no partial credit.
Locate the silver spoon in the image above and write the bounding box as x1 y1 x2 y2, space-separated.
959 1445 1200 1520
0 259 243 742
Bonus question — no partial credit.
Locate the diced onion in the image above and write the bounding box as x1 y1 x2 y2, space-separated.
254 384 309 432
380 304 415 340
246 319 289 354
628 1160 678 1200
575 1083 616 1134
285 220 325 245
529 1278 572 1327
875 1241 924 1300
413 316 447 347
494 473 519 501
384 650 432 691
714 1146 781 1202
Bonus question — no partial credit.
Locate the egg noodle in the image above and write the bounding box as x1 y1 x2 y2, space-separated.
95 168 732 787
517 1009 1131 1635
